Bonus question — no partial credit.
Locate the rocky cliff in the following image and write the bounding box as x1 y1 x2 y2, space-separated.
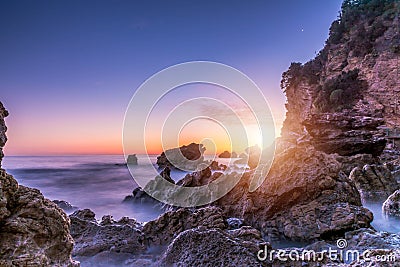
0 102 79 266
282 0 399 156
214 0 400 242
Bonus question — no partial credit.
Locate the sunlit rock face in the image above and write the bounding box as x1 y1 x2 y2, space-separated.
280 1 400 158
217 141 373 242
0 102 79 266
216 2 400 242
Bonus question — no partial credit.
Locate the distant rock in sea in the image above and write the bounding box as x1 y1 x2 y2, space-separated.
126 154 138 165
218 150 231 158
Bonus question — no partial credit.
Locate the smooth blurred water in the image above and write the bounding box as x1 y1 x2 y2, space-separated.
3 155 165 222
363 201 400 233
2 154 242 223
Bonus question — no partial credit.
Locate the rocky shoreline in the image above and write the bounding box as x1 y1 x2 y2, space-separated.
1 1 400 266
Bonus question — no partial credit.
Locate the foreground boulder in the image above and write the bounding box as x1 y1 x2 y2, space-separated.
69 209 145 257
0 102 78 266
158 227 264 267
142 206 227 246
349 164 399 201
70 207 266 266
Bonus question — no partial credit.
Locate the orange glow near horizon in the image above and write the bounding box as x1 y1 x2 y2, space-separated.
3 112 283 156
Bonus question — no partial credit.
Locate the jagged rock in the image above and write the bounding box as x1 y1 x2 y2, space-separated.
303 112 386 156
176 167 221 187
0 170 79 266
227 217 244 229
345 228 400 266
70 207 235 265
349 164 399 201
142 206 227 246
216 141 373 242
208 160 227 171
158 227 264 267
53 199 78 212
234 145 262 169
218 150 231 158
123 187 160 205
156 143 206 170
127 154 138 165
69 209 145 257
335 153 378 175
383 189 400 217
0 102 7 168
0 102 79 267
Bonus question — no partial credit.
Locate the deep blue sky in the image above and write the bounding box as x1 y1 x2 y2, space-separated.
0 0 343 155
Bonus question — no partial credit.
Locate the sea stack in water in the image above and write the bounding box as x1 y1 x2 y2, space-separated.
127 154 138 165
218 150 231 158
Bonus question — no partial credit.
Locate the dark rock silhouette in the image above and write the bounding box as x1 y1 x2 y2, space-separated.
218 150 231 158
156 143 206 170
126 154 138 165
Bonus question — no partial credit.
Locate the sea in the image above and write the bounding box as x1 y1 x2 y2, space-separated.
3 155 400 233
2 155 235 223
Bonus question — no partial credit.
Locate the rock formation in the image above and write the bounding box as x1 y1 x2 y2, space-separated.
217 141 373 242
156 143 206 171
53 199 79 212
126 154 138 165
158 227 264 267
70 209 145 257
218 150 231 158
70 206 267 266
383 189 400 217
213 0 400 243
0 102 7 168
349 164 399 201
0 102 79 266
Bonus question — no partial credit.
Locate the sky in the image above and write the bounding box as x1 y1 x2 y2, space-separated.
0 0 343 155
